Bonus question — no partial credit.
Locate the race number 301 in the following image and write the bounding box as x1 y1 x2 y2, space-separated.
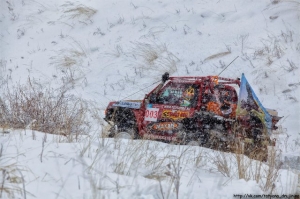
145 108 159 122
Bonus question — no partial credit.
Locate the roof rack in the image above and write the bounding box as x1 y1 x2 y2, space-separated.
169 76 240 86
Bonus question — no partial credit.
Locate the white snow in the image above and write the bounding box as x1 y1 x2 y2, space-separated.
0 0 299 198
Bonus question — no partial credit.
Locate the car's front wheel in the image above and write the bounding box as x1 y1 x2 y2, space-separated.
114 128 137 139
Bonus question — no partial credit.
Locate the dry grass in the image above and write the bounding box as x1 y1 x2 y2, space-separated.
209 144 283 193
49 38 89 89
63 5 97 21
132 42 161 64
131 42 179 75
0 162 30 199
260 146 281 193
234 142 251 180
203 51 231 62
273 0 300 7
95 121 288 195
206 124 284 194
208 151 233 177
50 48 86 68
79 134 204 198
253 37 285 65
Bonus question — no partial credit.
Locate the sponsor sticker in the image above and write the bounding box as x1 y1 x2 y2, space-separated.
152 122 179 131
145 108 159 122
162 110 189 120
162 105 189 110
112 101 141 109
143 133 177 141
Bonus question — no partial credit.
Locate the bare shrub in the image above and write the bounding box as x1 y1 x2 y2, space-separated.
0 78 91 140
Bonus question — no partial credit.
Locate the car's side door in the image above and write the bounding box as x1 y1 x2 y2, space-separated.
142 82 200 141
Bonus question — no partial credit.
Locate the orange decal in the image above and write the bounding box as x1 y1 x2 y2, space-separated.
207 101 221 115
162 110 189 120
211 76 218 85
152 122 179 131
207 102 237 118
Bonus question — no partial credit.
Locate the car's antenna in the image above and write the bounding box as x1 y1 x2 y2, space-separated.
121 80 161 100
218 56 239 76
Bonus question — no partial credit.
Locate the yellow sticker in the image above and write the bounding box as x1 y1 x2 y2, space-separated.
162 110 189 120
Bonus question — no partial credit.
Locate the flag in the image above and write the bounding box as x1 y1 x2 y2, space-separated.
236 74 272 134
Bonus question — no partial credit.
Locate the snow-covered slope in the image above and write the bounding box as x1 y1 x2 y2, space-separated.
1 0 299 198
1 130 299 199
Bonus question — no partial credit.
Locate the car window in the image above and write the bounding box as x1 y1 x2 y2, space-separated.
211 87 237 104
157 83 199 107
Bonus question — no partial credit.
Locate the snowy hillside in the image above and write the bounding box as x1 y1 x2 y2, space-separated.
0 0 300 198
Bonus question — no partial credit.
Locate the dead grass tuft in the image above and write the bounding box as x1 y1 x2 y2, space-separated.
50 49 85 67
208 151 233 177
64 5 97 20
203 51 231 62
131 42 179 75
0 163 29 199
